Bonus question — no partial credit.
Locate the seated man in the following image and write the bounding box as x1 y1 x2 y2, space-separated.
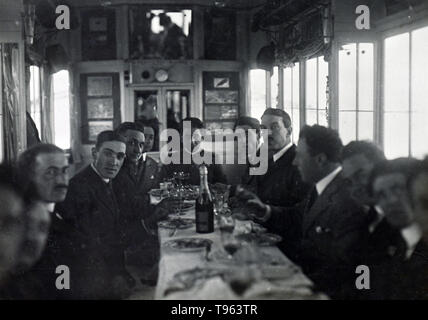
163 117 227 185
140 121 156 153
341 142 403 264
244 108 309 208
114 122 170 285
4 144 71 299
237 125 366 299
222 116 261 186
409 157 428 299
0 165 25 288
57 131 133 299
368 158 427 299
115 122 164 208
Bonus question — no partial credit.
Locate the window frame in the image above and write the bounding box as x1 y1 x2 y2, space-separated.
380 20 428 158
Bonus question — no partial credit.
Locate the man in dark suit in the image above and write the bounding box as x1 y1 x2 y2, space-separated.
246 108 309 208
367 158 427 299
238 125 366 299
408 158 428 299
341 142 403 266
236 109 309 258
141 121 155 153
114 122 168 285
57 131 133 299
0 144 73 299
114 122 164 214
163 117 227 185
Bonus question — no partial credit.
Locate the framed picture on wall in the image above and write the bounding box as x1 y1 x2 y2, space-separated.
203 71 240 130
81 9 116 61
88 121 113 142
204 9 236 60
87 76 113 96
81 73 120 144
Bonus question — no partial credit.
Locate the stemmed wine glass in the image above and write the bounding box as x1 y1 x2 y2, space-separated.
220 216 240 260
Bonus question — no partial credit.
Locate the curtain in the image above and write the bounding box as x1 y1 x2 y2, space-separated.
40 63 53 143
1 43 20 163
276 9 332 66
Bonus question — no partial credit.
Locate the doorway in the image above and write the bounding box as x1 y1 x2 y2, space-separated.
131 85 194 151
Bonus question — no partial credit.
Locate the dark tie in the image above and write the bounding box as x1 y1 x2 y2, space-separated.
307 187 318 210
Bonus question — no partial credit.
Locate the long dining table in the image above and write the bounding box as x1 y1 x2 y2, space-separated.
154 200 328 300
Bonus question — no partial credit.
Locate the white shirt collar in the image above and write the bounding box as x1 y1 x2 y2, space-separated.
401 223 423 259
315 166 342 196
273 141 293 162
368 205 385 233
45 203 55 213
142 152 147 162
91 163 110 183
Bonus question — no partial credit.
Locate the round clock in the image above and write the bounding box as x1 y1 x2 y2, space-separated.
155 69 169 82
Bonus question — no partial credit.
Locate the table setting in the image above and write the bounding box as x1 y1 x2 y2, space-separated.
149 177 328 300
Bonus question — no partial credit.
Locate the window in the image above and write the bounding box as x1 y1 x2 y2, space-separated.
283 63 300 142
250 69 267 120
29 65 42 133
271 66 279 108
52 70 71 150
250 67 280 121
338 43 374 145
305 56 328 126
383 26 428 159
129 8 192 59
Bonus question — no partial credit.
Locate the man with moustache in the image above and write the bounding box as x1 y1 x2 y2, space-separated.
1 144 71 299
245 108 309 208
58 131 133 299
236 109 309 259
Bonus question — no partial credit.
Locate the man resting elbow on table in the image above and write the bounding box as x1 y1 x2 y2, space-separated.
236 125 367 300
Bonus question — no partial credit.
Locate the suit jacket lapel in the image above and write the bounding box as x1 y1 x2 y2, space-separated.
302 173 342 235
87 167 119 219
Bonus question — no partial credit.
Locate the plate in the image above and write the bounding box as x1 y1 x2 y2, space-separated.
165 267 229 295
180 203 195 211
163 238 213 252
158 218 195 229
236 233 282 246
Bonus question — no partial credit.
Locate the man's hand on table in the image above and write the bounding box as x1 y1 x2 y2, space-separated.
143 198 181 232
155 198 181 220
235 186 271 222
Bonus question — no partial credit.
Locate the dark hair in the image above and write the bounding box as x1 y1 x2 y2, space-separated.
137 119 155 132
18 144 64 178
17 144 64 202
180 117 204 133
368 157 420 196
115 122 145 136
342 140 385 164
262 108 291 129
234 116 261 132
299 125 343 163
408 157 428 191
95 130 126 150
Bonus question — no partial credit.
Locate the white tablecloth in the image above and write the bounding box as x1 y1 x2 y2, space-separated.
155 206 328 300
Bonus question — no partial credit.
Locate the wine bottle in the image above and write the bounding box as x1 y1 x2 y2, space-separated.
195 165 214 233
